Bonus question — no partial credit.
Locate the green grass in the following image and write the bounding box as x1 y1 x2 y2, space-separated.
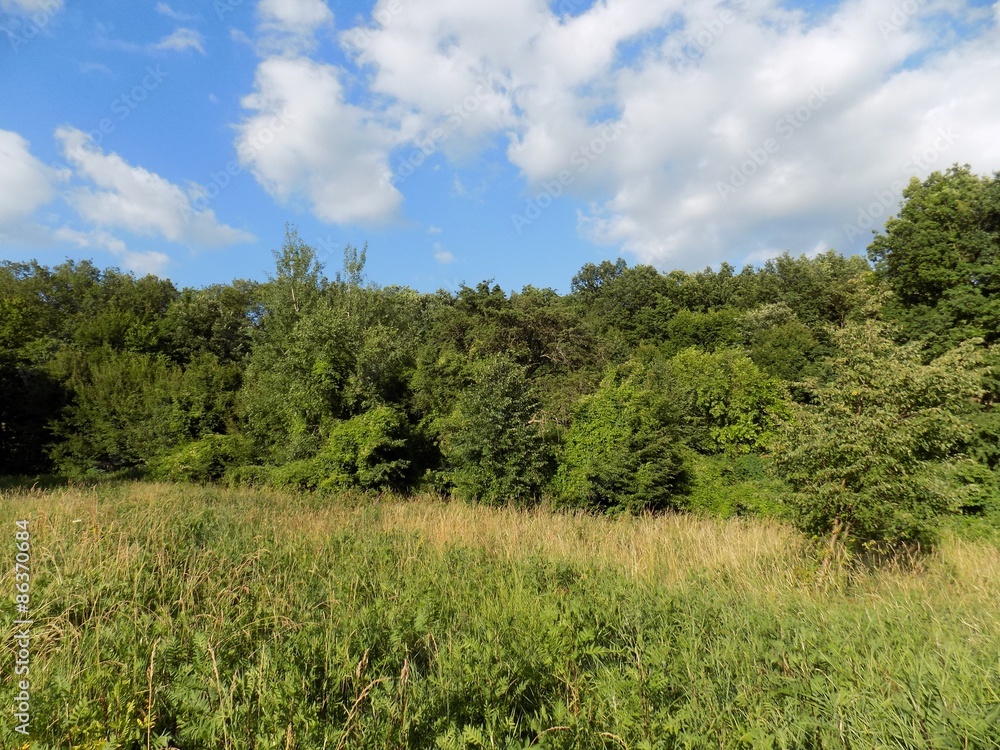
2 482 999 749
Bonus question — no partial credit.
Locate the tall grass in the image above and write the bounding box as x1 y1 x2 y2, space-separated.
2 482 998 749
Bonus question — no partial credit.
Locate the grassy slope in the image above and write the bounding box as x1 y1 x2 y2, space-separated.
1 482 998 749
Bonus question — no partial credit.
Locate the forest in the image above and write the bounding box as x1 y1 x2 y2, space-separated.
2 166 1000 748
2 165 1000 550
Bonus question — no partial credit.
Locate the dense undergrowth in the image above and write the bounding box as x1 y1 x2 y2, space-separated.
2 482 998 749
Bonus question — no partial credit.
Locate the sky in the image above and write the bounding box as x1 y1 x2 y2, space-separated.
1 0 999 294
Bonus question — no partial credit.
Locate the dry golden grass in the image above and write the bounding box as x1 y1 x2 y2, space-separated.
7 481 999 609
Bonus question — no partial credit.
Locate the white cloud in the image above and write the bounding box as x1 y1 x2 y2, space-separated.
155 2 196 22
229 0 1000 267
54 227 170 275
256 0 333 53
1 0 62 15
79 61 113 76
0 130 61 225
258 0 332 31
153 28 205 54
235 56 402 225
433 243 455 264
121 249 170 275
56 126 254 247
573 0 1000 266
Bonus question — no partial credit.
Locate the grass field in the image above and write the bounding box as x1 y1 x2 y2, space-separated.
2 482 999 749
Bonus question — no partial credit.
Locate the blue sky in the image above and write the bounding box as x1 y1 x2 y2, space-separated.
1 0 998 293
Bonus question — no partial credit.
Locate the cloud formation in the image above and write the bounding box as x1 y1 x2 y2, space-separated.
236 0 999 268
155 2 196 23
235 56 402 225
0 130 60 225
153 28 205 54
256 0 333 54
0 0 61 14
56 126 254 247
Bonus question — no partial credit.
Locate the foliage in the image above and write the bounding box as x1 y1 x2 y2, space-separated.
148 433 253 483
3 178 1000 542
2 483 997 749
555 365 691 513
49 350 238 477
439 356 548 504
658 347 791 454
869 165 1000 353
661 308 744 355
267 406 412 492
682 453 789 518
773 321 985 548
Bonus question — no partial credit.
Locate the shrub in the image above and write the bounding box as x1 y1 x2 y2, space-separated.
265 406 412 492
773 321 984 549
439 356 548 505
313 405 411 491
681 454 789 518
147 434 251 483
555 371 690 514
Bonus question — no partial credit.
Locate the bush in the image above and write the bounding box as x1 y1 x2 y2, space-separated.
147 434 252 483
555 370 690 514
681 454 789 518
49 349 237 476
264 406 412 492
313 405 411 491
773 321 985 549
439 357 548 505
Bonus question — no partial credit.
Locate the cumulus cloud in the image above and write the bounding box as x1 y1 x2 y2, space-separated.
235 55 402 224
56 126 254 247
256 0 333 53
573 0 1000 266
433 243 455 264
233 0 1000 268
54 227 170 276
0 129 61 225
258 0 332 31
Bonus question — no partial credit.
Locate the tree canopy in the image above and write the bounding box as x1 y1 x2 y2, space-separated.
3 166 999 549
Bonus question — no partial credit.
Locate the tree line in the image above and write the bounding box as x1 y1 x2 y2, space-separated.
2 165 998 549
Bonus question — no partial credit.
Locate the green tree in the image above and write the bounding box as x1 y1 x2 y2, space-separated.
163 281 259 365
50 350 237 476
662 347 791 454
773 321 984 548
868 166 1000 352
439 356 548 504
555 364 691 514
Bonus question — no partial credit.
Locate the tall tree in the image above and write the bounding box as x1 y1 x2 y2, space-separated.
868 165 1000 352
773 321 985 548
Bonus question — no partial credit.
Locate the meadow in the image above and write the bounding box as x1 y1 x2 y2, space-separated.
2 482 999 749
